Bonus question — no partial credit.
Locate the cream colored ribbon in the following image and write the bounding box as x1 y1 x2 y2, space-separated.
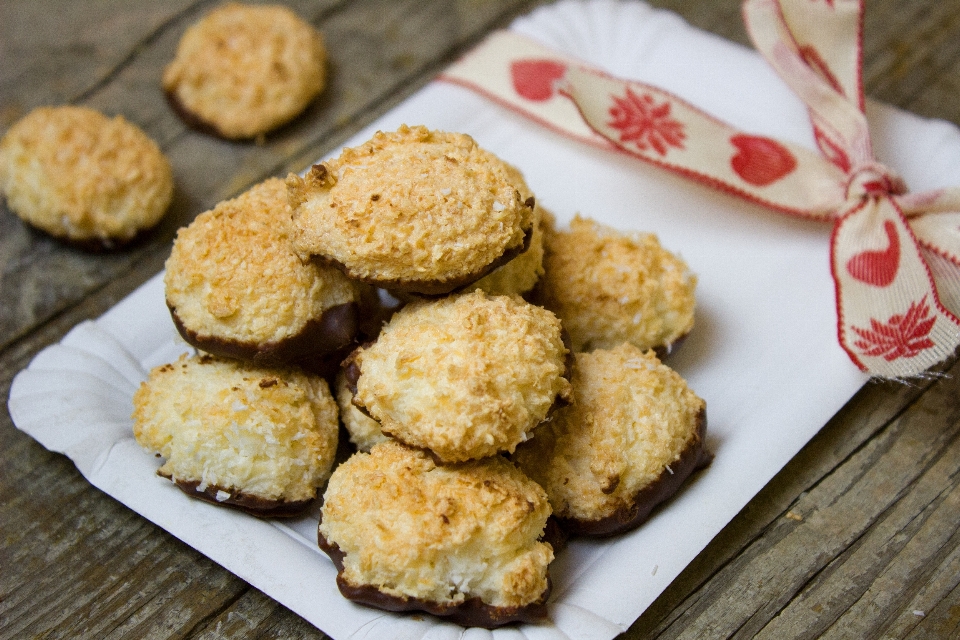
440 0 960 379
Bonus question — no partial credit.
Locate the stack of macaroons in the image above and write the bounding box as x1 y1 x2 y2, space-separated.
131 122 709 628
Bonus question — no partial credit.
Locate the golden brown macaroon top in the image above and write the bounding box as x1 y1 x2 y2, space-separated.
0 105 173 246
162 3 326 139
513 344 705 525
319 440 553 610
132 353 339 504
164 177 359 348
538 215 697 353
287 125 534 293
351 290 571 462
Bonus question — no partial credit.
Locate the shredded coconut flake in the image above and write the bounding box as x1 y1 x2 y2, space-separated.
665 465 674 475
492 200 505 212
215 490 231 502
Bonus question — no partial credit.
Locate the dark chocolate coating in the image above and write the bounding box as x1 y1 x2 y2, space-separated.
317 519 551 628
164 89 235 139
162 474 314 518
555 406 712 537
168 301 359 367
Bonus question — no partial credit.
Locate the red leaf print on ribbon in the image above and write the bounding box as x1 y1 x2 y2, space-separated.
608 88 685 156
851 296 936 361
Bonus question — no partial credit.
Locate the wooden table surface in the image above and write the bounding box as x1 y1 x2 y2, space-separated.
2 1 959 638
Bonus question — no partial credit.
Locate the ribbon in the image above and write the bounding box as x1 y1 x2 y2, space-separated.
439 0 960 379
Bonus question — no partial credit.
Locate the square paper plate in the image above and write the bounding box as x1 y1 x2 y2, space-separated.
10 1 960 638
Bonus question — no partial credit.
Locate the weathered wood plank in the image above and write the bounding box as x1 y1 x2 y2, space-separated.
624 352 960 639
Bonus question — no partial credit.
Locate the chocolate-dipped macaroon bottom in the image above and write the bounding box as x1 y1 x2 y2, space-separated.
16 213 161 253
165 90 235 140
556 408 711 538
164 89 323 142
161 474 314 518
168 301 358 368
317 522 551 628
313 207 535 298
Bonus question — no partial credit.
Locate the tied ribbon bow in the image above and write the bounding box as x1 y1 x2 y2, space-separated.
440 0 960 379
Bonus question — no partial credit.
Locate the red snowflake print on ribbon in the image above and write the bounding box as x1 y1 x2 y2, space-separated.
608 88 685 156
851 296 936 361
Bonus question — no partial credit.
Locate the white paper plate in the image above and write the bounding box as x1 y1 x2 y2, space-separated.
10 1 960 638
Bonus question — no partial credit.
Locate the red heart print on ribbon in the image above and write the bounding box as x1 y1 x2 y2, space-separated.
511 59 567 101
729 134 798 187
846 219 900 287
441 0 960 379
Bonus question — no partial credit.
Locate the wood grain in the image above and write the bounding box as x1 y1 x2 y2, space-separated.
2 0 959 638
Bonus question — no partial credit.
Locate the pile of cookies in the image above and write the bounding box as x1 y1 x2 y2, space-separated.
0 0 709 628
129 121 710 627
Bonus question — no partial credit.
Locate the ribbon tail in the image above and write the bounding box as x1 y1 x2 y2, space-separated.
832 196 960 377
921 247 960 322
908 204 960 319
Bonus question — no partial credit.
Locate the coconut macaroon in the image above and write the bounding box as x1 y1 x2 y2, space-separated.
512 344 710 537
537 215 696 355
163 3 327 139
164 177 362 366
318 440 554 627
132 353 340 517
287 125 536 295
334 369 388 452
0 105 173 250
346 290 571 463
